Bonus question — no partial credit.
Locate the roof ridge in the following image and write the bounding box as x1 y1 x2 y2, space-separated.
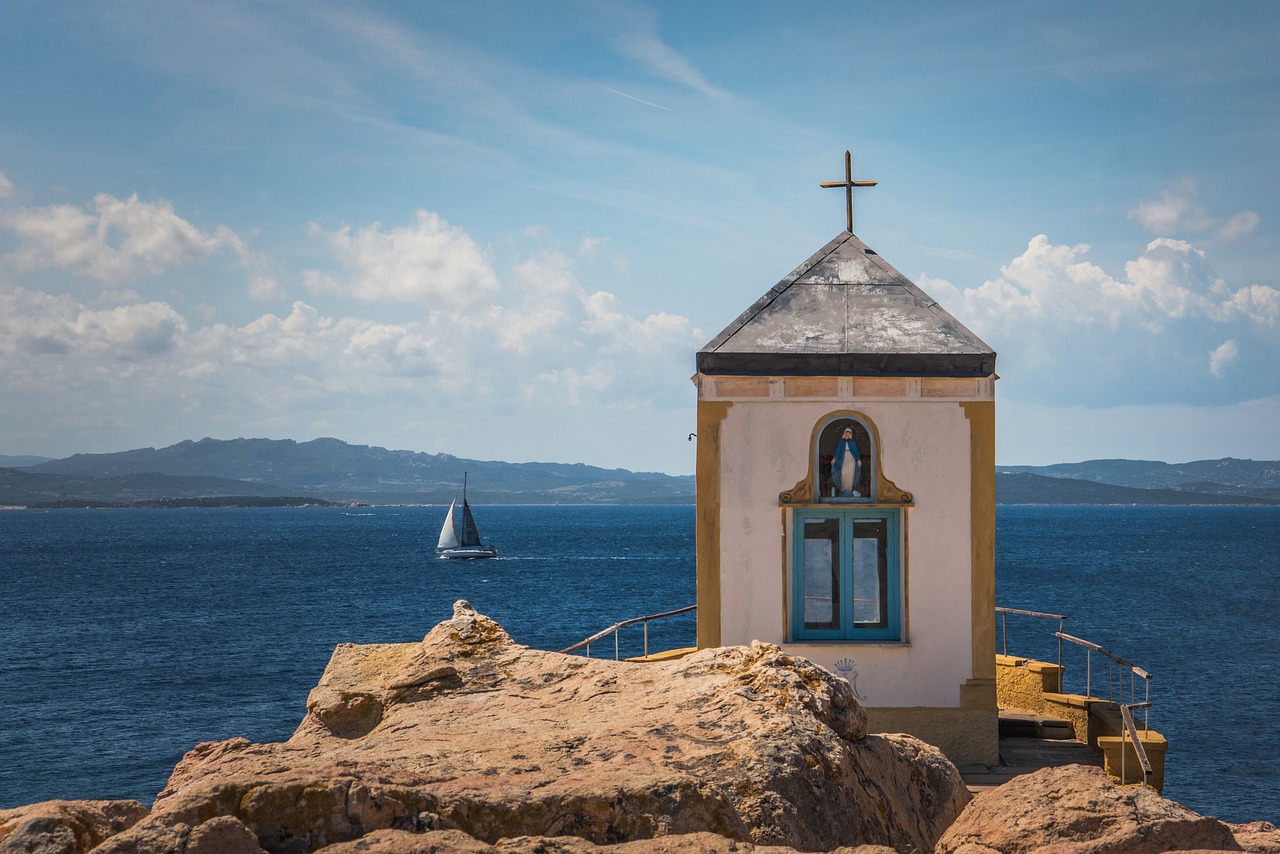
702 232 854 354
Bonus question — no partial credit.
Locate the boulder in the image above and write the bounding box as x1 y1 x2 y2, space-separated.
935 764 1240 853
0 799 148 854
115 601 968 853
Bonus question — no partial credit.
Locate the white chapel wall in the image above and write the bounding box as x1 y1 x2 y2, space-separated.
713 395 978 709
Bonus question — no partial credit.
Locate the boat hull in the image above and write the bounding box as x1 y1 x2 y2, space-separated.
437 545 498 560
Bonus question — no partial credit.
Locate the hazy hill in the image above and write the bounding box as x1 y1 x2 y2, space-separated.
25 438 695 504
1000 458 1280 499
0 455 51 468
0 467 298 506
996 471 1280 506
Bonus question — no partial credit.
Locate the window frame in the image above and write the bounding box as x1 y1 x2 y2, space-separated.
789 506 903 642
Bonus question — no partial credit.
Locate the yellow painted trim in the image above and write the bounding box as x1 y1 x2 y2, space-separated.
963 401 997 685
695 400 731 649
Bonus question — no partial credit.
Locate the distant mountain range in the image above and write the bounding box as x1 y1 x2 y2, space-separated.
995 471 1279 505
999 458 1280 499
5 438 695 505
2 439 1277 507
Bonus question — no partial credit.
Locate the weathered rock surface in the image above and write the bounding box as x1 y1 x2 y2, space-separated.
1228 821 1280 854
109 601 969 853
935 764 1245 853
0 799 148 853
310 828 897 853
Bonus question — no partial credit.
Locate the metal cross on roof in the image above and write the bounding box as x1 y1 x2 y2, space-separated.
820 150 877 233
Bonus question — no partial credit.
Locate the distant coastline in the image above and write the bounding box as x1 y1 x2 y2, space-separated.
17 496 348 510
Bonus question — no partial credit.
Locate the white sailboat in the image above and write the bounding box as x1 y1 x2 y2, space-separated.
436 472 498 560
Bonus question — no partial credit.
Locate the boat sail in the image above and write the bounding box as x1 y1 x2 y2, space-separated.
436 472 497 559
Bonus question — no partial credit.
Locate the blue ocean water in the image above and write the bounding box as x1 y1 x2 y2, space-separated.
0 504 1276 825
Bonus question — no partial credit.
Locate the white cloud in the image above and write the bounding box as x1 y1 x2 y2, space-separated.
578 235 608 257
939 235 1280 406
0 283 186 361
247 274 286 302
1128 180 1210 233
1220 284 1280 328
0 172 12 199
1208 340 1238 377
1215 211 1260 242
0 215 703 468
1128 180 1259 243
1 193 247 282
304 211 499 305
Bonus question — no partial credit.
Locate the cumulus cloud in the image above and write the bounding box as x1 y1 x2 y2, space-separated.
433 241 703 407
303 211 499 305
935 235 1280 405
0 172 12 199
0 283 186 361
1 213 703 467
1 193 247 282
1128 180 1259 242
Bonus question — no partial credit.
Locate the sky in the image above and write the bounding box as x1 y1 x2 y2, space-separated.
1 1 1277 474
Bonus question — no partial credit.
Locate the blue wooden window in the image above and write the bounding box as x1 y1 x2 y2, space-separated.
791 507 901 641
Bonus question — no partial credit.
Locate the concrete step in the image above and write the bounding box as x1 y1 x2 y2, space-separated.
999 709 1075 740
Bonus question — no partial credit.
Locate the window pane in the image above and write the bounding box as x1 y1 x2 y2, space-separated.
802 518 840 629
852 520 888 628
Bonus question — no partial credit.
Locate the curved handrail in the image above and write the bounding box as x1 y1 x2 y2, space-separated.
561 604 696 659
998 605 1154 732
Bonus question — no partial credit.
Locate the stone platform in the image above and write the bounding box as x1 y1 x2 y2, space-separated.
959 710 1102 793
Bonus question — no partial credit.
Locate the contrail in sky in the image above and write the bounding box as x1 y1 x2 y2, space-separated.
589 80 674 112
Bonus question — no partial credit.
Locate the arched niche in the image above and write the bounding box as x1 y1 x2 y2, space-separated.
779 410 912 506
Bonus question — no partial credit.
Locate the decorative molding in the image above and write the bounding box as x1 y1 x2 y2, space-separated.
778 409 913 506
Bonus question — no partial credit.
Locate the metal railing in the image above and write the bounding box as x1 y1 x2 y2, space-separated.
997 606 1067 669
560 605 696 660
1120 702 1154 788
998 601 1162 783
1055 631 1152 729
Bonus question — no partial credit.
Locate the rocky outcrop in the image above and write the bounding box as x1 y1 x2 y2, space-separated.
0 799 148 853
105 601 969 853
935 764 1244 853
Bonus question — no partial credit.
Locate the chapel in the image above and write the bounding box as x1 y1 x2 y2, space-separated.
692 164 1000 764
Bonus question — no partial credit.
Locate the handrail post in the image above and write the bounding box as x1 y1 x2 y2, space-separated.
1057 617 1064 673
1086 649 1092 698
643 620 649 659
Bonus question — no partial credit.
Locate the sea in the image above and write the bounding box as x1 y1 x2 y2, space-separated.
0 504 1276 825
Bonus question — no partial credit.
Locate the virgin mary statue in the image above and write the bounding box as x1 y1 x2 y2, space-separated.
833 426 861 497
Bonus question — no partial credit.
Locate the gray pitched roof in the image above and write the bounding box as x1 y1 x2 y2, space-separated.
697 232 996 377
